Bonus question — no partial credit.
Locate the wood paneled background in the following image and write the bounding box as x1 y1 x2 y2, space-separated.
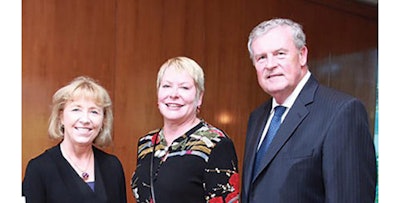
22 0 377 202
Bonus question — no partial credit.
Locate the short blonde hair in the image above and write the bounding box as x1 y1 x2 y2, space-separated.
48 76 113 148
156 56 205 100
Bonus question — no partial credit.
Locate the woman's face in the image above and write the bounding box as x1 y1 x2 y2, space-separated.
157 67 202 123
61 97 104 146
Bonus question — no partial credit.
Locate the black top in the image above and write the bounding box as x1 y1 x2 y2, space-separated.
131 121 240 203
23 144 127 203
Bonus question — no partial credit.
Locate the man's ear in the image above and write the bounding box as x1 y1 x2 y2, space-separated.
299 46 308 66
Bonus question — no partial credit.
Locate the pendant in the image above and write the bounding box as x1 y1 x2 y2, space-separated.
82 172 89 180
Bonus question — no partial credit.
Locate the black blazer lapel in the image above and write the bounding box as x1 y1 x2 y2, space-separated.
92 148 108 201
50 145 94 201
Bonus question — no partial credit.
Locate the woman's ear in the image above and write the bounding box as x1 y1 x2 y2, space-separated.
197 92 204 107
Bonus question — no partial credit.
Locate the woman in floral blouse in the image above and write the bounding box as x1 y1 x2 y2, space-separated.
131 56 240 203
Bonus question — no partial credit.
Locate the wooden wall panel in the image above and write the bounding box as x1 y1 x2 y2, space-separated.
22 0 117 186
22 0 377 202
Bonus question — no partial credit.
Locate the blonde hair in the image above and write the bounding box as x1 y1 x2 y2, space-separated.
48 76 113 148
156 56 205 100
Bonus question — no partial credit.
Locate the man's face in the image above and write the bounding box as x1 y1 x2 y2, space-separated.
251 26 308 103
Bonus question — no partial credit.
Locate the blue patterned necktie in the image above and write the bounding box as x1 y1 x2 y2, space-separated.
253 106 287 177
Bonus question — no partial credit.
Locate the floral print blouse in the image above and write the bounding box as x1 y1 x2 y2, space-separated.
131 121 240 203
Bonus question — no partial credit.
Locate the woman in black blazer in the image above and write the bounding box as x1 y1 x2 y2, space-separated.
23 76 127 203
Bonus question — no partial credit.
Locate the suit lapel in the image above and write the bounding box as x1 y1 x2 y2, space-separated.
243 102 272 192
254 103 309 177
251 75 318 182
249 104 272 167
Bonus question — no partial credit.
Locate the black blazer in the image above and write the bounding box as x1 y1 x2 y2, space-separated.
23 144 127 203
241 75 377 203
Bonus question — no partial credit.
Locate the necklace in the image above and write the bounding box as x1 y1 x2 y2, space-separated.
63 148 93 181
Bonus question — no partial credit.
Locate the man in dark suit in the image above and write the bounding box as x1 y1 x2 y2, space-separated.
240 18 377 203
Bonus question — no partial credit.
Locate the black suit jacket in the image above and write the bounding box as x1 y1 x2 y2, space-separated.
241 75 377 203
23 144 127 203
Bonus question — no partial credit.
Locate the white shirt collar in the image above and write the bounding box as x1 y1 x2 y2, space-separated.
272 70 311 111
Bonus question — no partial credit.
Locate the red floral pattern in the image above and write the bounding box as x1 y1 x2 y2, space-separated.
132 121 240 203
226 173 240 202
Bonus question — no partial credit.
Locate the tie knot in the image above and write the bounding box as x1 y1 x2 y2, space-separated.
274 106 286 118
